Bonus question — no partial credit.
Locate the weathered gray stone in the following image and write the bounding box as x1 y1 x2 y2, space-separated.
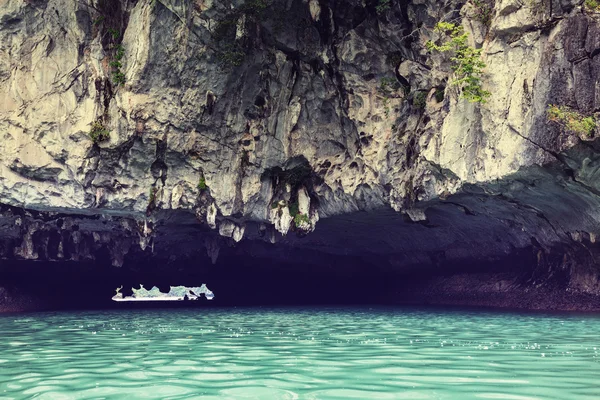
3 0 600 309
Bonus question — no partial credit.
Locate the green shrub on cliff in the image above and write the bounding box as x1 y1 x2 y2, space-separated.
413 91 427 109
379 77 400 95
146 187 158 214
111 43 126 86
211 0 271 68
197 176 207 191
547 105 596 137
294 213 310 228
467 0 493 26
434 87 445 103
218 44 245 67
89 120 110 143
585 0 600 11
288 201 299 218
426 22 490 103
107 27 120 41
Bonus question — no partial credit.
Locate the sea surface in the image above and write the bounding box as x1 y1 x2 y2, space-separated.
0 307 599 399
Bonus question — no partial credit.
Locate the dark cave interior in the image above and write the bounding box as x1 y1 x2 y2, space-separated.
0 245 541 312
0 256 410 311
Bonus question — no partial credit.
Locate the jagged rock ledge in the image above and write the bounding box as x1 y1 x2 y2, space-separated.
2 140 600 311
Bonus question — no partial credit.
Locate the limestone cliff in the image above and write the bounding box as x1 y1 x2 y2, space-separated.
2 0 600 310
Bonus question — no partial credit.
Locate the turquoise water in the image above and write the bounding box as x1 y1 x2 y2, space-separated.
0 308 599 399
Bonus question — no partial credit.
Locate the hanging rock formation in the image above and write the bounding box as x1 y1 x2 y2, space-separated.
2 0 600 310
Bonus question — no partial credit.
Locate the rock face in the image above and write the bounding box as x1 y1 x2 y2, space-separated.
2 0 600 310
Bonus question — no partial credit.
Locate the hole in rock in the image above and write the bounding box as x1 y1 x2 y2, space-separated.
396 74 409 87
254 95 266 107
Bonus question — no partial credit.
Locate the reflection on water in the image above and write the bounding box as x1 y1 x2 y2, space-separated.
0 308 599 399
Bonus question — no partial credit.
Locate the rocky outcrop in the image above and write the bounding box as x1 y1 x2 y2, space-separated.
2 0 600 310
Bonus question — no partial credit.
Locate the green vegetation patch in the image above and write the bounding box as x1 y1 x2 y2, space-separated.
146 186 158 214
288 201 299 218
294 213 310 227
111 43 126 86
379 77 403 118
198 176 207 191
585 0 600 11
379 77 401 95
89 120 110 143
547 105 596 137
413 91 427 109
434 87 445 103
107 27 120 41
93 16 106 25
211 0 271 68
426 22 490 103
468 0 493 26
285 200 310 229
218 44 245 67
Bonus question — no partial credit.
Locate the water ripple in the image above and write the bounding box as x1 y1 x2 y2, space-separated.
0 308 599 399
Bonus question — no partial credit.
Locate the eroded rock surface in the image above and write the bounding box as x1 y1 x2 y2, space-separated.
2 0 600 309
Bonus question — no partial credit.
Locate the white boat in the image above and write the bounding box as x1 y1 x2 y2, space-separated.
112 284 214 302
